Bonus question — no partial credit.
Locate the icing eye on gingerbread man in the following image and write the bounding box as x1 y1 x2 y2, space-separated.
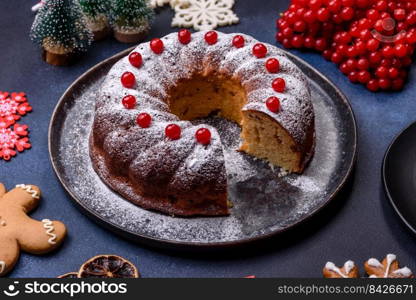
323 260 359 278
365 254 414 278
0 183 67 277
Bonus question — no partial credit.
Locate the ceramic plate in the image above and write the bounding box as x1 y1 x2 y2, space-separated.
383 121 416 234
49 47 357 249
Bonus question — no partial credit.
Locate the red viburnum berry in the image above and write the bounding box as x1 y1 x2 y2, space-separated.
122 95 136 109
205 31 218 45
376 66 388 78
265 58 280 73
150 38 164 54
121 72 136 88
357 70 371 83
195 128 211 145
232 35 245 48
357 58 370 70
272 78 286 92
367 79 379 92
378 78 391 90
348 71 359 83
266 96 280 113
136 113 152 128
253 43 268 58
178 29 191 44
165 124 181 140
129 52 142 68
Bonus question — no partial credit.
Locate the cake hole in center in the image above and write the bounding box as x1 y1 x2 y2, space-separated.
166 73 247 125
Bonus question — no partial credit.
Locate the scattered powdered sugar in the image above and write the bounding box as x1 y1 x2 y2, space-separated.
53 31 353 244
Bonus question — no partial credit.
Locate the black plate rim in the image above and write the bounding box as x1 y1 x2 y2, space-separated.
48 46 358 249
382 120 416 235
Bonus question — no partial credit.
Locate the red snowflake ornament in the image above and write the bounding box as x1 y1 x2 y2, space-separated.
11 92 27 103
0 91 9 100
0 124 31 161
0 92 32 128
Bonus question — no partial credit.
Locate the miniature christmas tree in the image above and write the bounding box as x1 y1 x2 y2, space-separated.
78 0 111 41
30 0 93 66
110 0 154 43
79 0 109 17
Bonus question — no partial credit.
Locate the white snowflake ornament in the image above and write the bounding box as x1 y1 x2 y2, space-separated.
172 0 239 31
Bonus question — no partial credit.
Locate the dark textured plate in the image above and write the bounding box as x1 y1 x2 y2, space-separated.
49 47 357 250
383 121 416 234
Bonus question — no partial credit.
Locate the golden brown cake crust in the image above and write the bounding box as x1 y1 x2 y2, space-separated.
89 135 229 217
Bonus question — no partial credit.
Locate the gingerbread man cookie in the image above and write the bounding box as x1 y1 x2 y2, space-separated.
323 260 359 278
0 183 67 276
365 254 414 278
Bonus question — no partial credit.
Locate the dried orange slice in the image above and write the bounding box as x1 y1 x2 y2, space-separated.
58 272 78 278
78 254 139 278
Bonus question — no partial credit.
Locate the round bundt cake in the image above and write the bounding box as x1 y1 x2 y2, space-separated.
90 30 315 217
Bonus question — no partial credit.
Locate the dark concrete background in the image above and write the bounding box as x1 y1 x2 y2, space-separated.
0 0 415 277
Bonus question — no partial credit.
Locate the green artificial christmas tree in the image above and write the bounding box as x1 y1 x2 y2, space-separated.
110 0 154 43
79 0 109 17
78 0 111 41
30 0 93 66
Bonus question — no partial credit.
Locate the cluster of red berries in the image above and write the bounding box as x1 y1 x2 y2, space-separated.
276 0 416 91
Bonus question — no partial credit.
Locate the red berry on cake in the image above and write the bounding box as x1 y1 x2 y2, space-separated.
150 38 164 54
232 35 245 48
195 128 211 145
265 58 280 73
121 72 136 88
205 31 218 45
165 124 181 140
178 29 191 44
272 78 286 92
253 43 268 58
136 113 152 128
122 95 136 109
266 96 280 113
128 52 142 68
